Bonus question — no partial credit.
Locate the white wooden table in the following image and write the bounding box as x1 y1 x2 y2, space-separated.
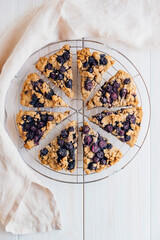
0 1 159 240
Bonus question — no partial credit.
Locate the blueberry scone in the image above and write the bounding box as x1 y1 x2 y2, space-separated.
89 107 143 147
80 122 122 174
87 70 139 109
36 45 74 98
77 48 115 100
21 73 68 108
39 121 78 172
16 110 70 149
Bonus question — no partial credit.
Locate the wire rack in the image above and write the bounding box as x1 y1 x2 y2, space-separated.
5 38 150 185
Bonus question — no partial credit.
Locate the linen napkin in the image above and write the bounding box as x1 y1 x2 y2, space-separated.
0 0 159 235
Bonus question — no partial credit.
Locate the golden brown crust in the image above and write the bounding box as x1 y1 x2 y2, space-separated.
89 107 143 147
36 45 74 98
80 121 123 174
20 73 68 108
39 121 78 173
16 110 70 150
77 48 115 101
87 70 139 109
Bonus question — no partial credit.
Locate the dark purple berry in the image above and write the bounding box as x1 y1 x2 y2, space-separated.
111 92 118 100
34 135 40 144
64 142 73 150
60 129 68 139
41 114 48 122
83 61 89 68
84 79 93 91
113 81 120 89
23 123 30 131
125 135 131 142
93 156 99 163
50 72 57 79
36 129 43 136
30 126 37 132
57 138 65 146
96 113 103 121
106 85 112 93
45 63 52 70
100 97 107 104
27 131 35 140
83 125 90 134
60 66 66 73
63 52 70 61
70 149 75 160
124 78 131 84
127 115 136 124
105 124 113 133
40 148 48 156
57 73 64 80
88 56 98 66
38 79 44 84
118 129 125 136
120 88 128 98
91 143 99 153
68 126 74 132
123 121 130 130
100 54 108 65
88 66 94 73
88 162 96 170
96 150 104 159
104 111 112 116
57 56 65 64
68 160 75 170
120 137 125 142
58 148 67 158
65 79 72 89
84 135 93 145
106 143 113 149
48 115 54 121
100 159 107 165
99 140 107 149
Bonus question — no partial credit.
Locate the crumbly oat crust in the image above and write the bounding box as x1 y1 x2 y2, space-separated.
89 107 143 147
21 73 68 108
36 45 74 98
16 110 70 150
80 122 123 174
39 121 78 173
87 70 139 109
77 48 115 100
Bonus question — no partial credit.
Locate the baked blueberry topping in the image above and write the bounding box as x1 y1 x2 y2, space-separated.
113 81 120 89
118 129 125 136
100 159 107 165
120 88 128 98
38 79 44 84
60 129 68 139
83 61 89 68
84 135 93 145
27 131 35 140
125 135 131 142
68 160 75 170
60 66 66 73
91 143 99 153
96 113 103 121
30 94 44 107
50 72 57 79
58 148 67 158
124 78 131 84
30 126 37 132
40 148 49 156
87 66 94 73
84 79 94 91
106 85 112 93
64 142 73 150
123 121 130 130
126 114 136 124
88 56 98 66
45 63 52 70
105 124 113 133
68 126 74 132
88 162 96 170
98 140 107 149
110 92 118 100
83 125 90 134
65 79 72 89
63 51 70 61
96 150 104 159
56 56 65 64
100 54 108 65
100 97 107 104
45 89 55 100
48 115 54 121
106 143 113 149
57 138 65 146
93 156 99 163
70 149 75 160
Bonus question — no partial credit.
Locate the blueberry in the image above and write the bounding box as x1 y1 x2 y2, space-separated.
93 156 99 163
84 79 93 91
30 126 37 132
84 135 93 145
120 88 128 98
120 138 125 142
100 97 107 104
63 52 70 61
23 123 30 131
105 124 113 133
34 135 41 144
68 126 74 132
98 140 107 149
38 79 44 84
127 115 136 124
100 54 108 65
88 162 96 170
36 129 43 136
64 142 73 150
123 121 130 130
83 125 90 134
106 85 112 93
58 148 67 158
65 79 72 89
57 73 64 80
38 121 45 128
88 66 94 73
104 111 112 116
125 135 131 142
60 129 68 139
45 63 52 70
91 143 99 153
27 131 35 140
96 150 104 159
60 66 66 73
100 159 107 165
83 61 89 68
110 92 118 100
57 138 65 146
124 78 131 84
118 129 125 136
88 56 98 66
106 143 113 149
50 72 57 79
68 160 75 170
113 81 120 89
40 148 48 156
45 92 53 100
96 113 103 121
48 115 54 121
41 114 48 122
57 56 65 64
70 149 75 160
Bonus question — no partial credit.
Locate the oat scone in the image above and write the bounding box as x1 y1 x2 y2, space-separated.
36 45 74 98
87 70 139 109
21 73 68 108
89 107 143 147
80 122 122 174
77 48 115 100
16 110 70 150
39 121 78 172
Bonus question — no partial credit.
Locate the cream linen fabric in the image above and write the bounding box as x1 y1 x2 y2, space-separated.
0 0 159 235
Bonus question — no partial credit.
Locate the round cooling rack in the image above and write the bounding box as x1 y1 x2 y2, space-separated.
5 39 151 184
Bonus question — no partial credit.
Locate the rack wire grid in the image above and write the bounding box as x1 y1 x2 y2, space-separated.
5 38 150 184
